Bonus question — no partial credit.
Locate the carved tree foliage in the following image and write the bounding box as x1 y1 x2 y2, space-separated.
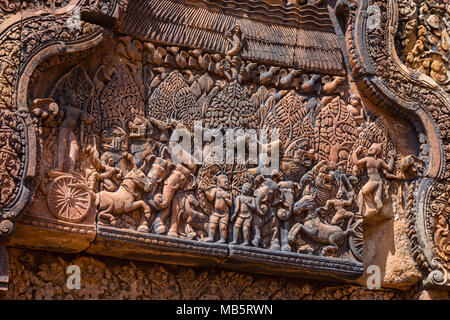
205 81 258 129
51 65 93 115
314 97 358 170
2 0 446 291
263 90 310 150
147 71 201 127
100 65 144 130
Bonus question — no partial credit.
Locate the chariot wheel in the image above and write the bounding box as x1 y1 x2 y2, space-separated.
47 175 92 222
349 219 363 262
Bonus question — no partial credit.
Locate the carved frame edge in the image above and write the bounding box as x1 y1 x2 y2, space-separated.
348 0 450 290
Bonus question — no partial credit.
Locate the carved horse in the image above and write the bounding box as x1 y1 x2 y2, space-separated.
96 168 152 227
288 206 355 256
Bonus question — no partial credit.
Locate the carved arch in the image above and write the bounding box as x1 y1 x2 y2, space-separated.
0 0 125 290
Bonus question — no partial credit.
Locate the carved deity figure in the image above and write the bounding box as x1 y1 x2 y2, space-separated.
347 94 365 125
343 174 359 212
79 135 102 191
230 183 256 246
352 143 395 217
99 155 124 192
271 180 300 251
53 89 93 173
203 174 233 243
385 154 421 218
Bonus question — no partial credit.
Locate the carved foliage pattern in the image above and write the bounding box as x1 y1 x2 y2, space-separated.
314 96 358 170
0 0 122 110
0 110 25 211
148 71 200 127
396 0 450 88
0 0 430 284
3 248 418 300
428 183 450 265
205 81 257 129
0 109 27 239
262 91 310 150
99 66 145 130
0 26 20 109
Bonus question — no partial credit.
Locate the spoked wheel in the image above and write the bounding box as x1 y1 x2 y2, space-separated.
349 219 363 262
47 175 92 222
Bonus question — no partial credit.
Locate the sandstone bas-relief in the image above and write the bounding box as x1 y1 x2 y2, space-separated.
0 0 448 296
26 34 419 263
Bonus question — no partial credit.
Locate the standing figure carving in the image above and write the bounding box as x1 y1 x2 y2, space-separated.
202 174 233 243
230 183 256 246
352 144 395 218
271 180 300 251
252 170 282 248
53 89 94 174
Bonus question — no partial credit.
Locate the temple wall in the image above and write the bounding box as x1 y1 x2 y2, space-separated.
0 0 449 300
0 248 422 300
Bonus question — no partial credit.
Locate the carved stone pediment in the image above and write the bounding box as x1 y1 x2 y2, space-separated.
0 0 448 294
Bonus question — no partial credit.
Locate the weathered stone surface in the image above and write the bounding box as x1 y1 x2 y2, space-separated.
361 217 422 290
0 248 418 300
0 0 449 299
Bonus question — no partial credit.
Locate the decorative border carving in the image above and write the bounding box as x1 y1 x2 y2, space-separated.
88 226 363 281
0 110 35 238
228 245 363 279
0 0 123 290
347 0 450 289
0 109 35 289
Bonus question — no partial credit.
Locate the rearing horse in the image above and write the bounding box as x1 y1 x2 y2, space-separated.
96 168 152 227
